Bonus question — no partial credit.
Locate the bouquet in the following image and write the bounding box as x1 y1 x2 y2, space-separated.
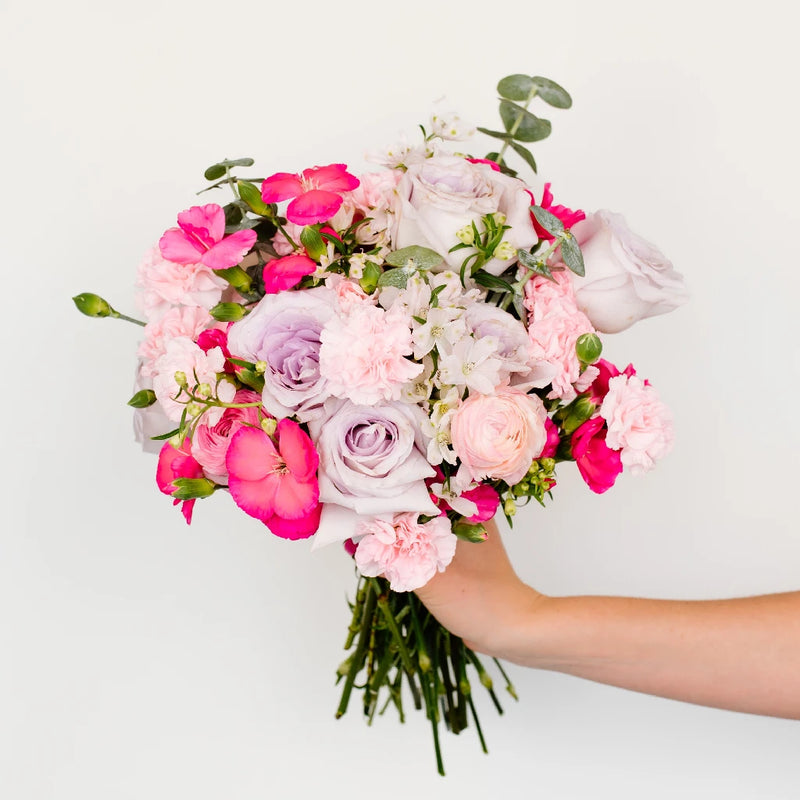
74 73 687 774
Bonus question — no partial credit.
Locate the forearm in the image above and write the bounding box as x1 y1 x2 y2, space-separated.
502 590 800 719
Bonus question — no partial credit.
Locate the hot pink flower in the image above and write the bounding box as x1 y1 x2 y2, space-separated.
197 327 235 373
225 420 320 539
261 164 360 226
156 439 205 523
262 254 317 294
540 416 560 458
159 204 257 270
529 183 586 241
466 157 501 172
354 513 456 592
571 416 622 494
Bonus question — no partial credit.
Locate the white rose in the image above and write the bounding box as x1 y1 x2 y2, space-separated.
570 210 689 333
389 155 538 275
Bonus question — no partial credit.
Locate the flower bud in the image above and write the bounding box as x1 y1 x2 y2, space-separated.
575 332 603 366
171 477 216 501
260 417 277 435
495 240 516 261
72 292 113 318
561 396 596 435
254 360 267 374
418 649 432 673
173 371 188 388
196 383 212 399
186 402 203 418
456 225 475 246
492 212 507 227
503 497 516 517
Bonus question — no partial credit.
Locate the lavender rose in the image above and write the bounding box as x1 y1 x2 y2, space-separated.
570 210 689 333
227 287 335 422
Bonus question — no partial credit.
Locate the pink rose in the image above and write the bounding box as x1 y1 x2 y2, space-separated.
450 386 548 485
571 417 622 494
600 375 674 474
354 513 456 592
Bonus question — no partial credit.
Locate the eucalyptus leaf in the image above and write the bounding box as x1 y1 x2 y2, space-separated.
204 163 226 181
224 204 243 227
499 100 552 142
476 126 513 142
530 76 572 109
531 205 564 235
385 245 443 270
220 157 255 168
559 233 585 277
509 141 537 173
497 74 535 102
237 179 272 216
377 267 413 289
517 248 555 281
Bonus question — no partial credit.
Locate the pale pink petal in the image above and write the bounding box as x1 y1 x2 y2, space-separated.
158 227 204 264
286 190 343 225
302 164 360 193
200 229 257 270
276 418 319 481
178 204 226 243
272 473 319 519
228 472 280 521
262 254 317 294
265 503 321 540
261 172 304 202
226 427 278 482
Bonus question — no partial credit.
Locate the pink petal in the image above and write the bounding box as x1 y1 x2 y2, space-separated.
200 229 257 270
301 164 359 193
226 427 279 482
180 499 196 524
261 172 304 203
463 483 500 523
272 472 319 519
265 503 321 540
156 441 202 495
286 190 343 225
276 418 319 481
228 472 280 521
262 254 317 294
159 228 204 264
178 204 226 243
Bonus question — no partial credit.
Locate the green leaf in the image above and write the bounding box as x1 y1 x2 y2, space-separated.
237 179 272 216
499 100 552 143
204 163 226 181
484 151 503 164
127 389 157 408
300 225 326 261
531 205 564 235
559 233 585 277
377 267 413 289
384 245 443 270
359 261 381 294
452 521 488 543
476 126 512 142
220 157 255 168
531 76 572 109
472 270 515 292
224 204 243 227
509 141 537 173
517 248 554 280
237 368 265 393
149 427 180 442
497 74 535 102
209 302 247 322
213 266 252 294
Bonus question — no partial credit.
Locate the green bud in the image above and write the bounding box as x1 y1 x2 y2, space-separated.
504 497 517 517
456 225 475 245
196 383 212 399
359 261 381 294
254 360 267 374
418 649 432 673
171 477 216 500
173 371 188 388
561 396 596 435
186 402 203 417
127 389 157 408
575 332 603 365
209 302 247 322
495 240 516 261
452 520 488 543
72 292 113 318
492 212 507 226
261 417 277 435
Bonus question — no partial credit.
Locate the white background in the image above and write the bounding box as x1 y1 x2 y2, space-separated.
2 0 799 797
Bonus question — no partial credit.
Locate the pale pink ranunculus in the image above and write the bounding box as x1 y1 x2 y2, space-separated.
570 210 689 334
137 306 217 377
151 337 234 424
389 154 538 275
525 270 596 401
450 386 548 485
354 513 456 592
571 416 623 494
190 389 262 483
136 245 227 322
319 304 422 405
600 374 674 474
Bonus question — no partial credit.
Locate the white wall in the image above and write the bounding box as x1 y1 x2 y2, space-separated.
2 0 798 797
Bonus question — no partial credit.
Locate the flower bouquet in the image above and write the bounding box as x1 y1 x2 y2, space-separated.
74 73 687 774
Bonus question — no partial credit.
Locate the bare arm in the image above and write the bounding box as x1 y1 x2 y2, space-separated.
415 519 800 719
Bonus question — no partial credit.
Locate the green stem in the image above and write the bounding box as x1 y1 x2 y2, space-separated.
374 582 415 675
496 86 538 163
109 309 146 327
492 657 519 700
336 579 378 719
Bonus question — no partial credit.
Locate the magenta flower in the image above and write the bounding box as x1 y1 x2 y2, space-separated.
571 416 622 494
156 439 205 524
261 164 359 226
159 204 257 270
262 254 317 294
225 419 321 540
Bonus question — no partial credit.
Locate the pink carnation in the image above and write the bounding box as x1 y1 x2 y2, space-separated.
525 270 595 401
136 245 227 321
354 512 456 592
600 375 674 474
319 304 422 405
137 306 216 377
156 439 205 524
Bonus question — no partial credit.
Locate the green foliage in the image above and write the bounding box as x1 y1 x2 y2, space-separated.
127 389 157 408
385 246 443 270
